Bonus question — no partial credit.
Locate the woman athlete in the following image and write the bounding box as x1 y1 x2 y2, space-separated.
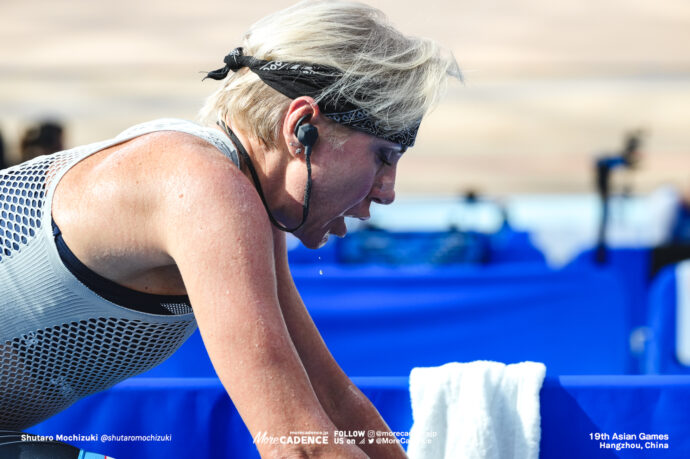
0 1 460 457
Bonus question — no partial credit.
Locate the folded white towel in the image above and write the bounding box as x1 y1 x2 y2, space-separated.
407 361 546 459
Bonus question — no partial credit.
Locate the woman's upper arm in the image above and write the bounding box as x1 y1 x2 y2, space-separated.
153 146 336 451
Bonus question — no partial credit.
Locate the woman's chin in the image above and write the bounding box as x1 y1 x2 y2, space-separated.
295 230 329 250
297 218 346 249
317 232 332 248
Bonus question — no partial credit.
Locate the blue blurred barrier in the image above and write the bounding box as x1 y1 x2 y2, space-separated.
140 263 631 378
568 247 652 373
486 228 546 265
568 248 651 329
335 230 491 265
645 261 690 374
288 228 545 266
27 375 690 458
296 264 630 376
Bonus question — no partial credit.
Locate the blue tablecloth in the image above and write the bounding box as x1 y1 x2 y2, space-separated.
28 375 690 458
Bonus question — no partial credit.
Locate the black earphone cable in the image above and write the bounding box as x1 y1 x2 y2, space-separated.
217 120 312 233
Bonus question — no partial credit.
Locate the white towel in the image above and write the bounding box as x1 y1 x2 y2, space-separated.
407 361 546 459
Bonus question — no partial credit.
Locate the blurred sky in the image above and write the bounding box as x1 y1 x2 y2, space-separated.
1 0 689 195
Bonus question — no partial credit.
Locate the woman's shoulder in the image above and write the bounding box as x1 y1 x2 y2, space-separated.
120 128 256 224
147 130 274 267
57 124 257 246
54 124 266 282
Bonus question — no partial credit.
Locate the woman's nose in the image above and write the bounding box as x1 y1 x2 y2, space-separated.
370 171 396 205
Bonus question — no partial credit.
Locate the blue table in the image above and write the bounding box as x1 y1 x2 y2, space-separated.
28 375 690 458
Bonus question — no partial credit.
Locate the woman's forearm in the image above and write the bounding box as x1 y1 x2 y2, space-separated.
324 382 408 459
272 234 406 457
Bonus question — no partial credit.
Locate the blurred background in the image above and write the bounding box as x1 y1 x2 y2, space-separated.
1 0 688 193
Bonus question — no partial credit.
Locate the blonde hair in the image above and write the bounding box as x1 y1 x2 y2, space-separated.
199 0 461 148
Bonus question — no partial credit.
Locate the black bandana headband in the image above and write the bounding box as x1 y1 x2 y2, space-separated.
204 47 419 148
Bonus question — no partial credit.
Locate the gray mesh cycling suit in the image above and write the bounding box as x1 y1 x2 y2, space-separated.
0 119 239 429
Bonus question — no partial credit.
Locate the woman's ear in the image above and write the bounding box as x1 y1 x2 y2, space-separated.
283 96 321 153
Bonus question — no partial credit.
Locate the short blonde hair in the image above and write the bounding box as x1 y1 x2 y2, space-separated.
199 0 461 148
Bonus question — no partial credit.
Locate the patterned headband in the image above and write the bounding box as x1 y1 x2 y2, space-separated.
204 47 419 148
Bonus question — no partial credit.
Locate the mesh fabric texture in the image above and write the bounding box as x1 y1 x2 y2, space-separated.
0 119 238 429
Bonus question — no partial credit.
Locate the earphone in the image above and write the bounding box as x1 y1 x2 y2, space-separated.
294 114 319 150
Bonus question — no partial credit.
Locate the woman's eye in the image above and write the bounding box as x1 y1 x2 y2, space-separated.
377 151 392 166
